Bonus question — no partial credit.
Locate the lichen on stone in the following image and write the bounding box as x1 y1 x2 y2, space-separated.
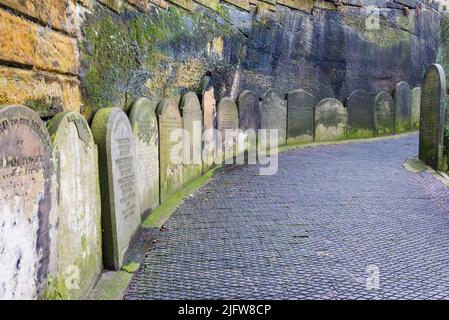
80 5 234 120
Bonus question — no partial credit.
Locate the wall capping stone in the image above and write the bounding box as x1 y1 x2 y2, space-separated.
193 0 220 11
222 0 251 11
277 0 314 12
167 0 194 11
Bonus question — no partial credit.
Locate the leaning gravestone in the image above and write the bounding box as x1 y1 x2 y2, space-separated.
346 90 375 139
238 90 259 155
314 98 347 142
412 87 422 129
200 78 216 173
217 97 239 162
394 81 412 133
374 91 395 136
46 112 102 299
129 98 160 217
92 108 140 270
260 89 287 146
419 64 447 171
0 105 52 299
287 89 316 145
157 98 184 203
180 92 203 184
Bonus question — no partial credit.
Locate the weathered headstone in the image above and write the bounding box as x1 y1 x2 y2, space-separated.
394 81 412 133
238 90 259 154
374 91 395 136
200 78 216 173
129 98 159 217
314 98 347 142
92 108 140 270
346 90 375 139
0 105 52 299
419 64 447 171
180 92 203 184
157 98 184 203
46 112 102 299
238 90 260 132
260 89 287 146
287 89 316 145
412 87 422 129
217 97 239 162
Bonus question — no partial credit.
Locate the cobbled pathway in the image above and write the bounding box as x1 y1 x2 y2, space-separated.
125 134 449 300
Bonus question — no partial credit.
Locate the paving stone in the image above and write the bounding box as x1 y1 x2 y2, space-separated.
125 134 449 300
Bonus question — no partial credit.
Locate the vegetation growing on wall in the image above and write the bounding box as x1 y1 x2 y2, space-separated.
80 5 234 120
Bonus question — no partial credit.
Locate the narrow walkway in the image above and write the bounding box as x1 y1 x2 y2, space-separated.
125 134 449 300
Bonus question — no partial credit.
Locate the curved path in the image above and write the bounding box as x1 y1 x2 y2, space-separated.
126 134 449 300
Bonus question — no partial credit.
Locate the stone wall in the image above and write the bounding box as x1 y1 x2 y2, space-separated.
76 0 443 121
0 1 85 118
0 1 443 120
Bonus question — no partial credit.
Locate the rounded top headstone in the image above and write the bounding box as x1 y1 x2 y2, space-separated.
47 111 94 146
218 97 238 114
346 89 375 132
316 98 345 109
419 63 447 171
157 97 181 118
130 97 157 115
0 104 52 299
180 92 202 115
238 90 260 131
424 64 447 96
375 90 393 101
288 89 314 98
396 81 411 91
262 88 283 100
129 98 158 144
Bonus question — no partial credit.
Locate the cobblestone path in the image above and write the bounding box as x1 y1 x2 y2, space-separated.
126 134 449 300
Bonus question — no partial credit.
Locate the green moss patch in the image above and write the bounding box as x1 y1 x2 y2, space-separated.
346 129 375 140
80 6 234 120
89 271 133 300
143 166 222 228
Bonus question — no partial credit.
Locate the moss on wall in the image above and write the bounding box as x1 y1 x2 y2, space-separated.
80 5 234 120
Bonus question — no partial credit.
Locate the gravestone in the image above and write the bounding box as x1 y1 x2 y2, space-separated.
91 108 140 270
129 98 160 217
46 112 102 299
180 92 203 184
419 64 447 171
200 78 216 173
238 90 260 132
157 98 184 203
374 91 395 136
260 89 287 146
314 98 347 142
0 105 52 299
394 81 412 133
287 89 316 145
346 90 375 139
412 87 422 129
238 90 259 154
217 97 239 162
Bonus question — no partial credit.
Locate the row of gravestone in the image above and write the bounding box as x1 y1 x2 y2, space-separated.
0 78 420 299
238 82 420 147
419 64 447 172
